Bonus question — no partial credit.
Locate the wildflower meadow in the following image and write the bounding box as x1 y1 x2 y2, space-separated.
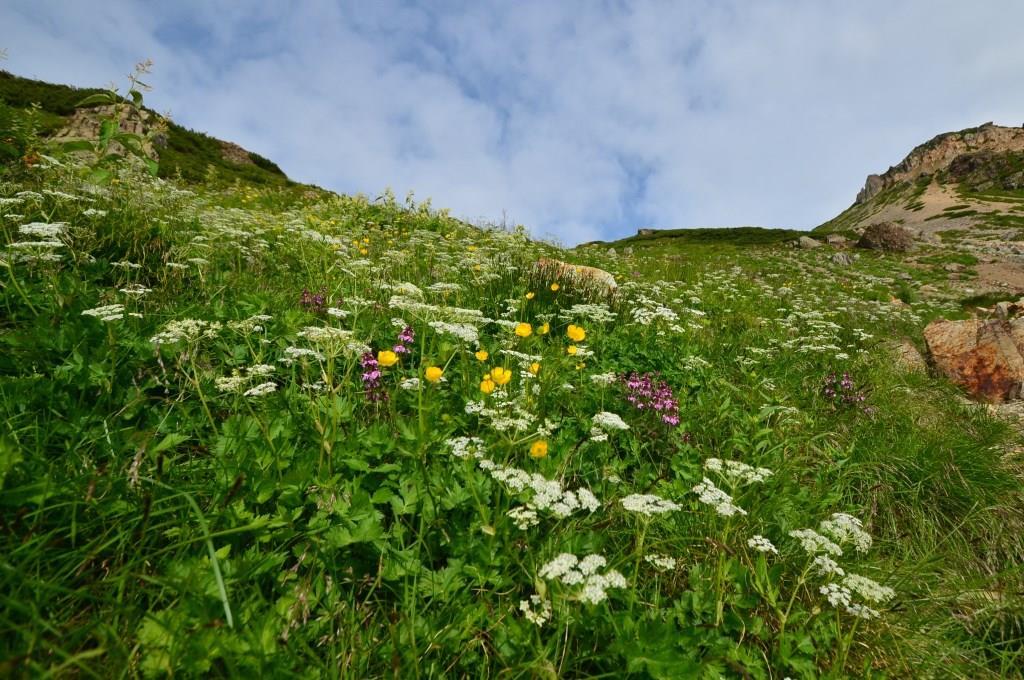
1 84 1023 680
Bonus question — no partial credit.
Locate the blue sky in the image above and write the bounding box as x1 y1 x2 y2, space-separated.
3 1 1024 245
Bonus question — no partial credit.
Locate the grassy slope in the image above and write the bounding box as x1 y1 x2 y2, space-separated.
1 109 1023 677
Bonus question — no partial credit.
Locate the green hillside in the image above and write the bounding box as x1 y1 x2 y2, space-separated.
0 70 290 186
1 75 1022 678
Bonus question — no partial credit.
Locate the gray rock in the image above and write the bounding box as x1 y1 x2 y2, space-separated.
798 236 822 249
831 252 854 265
856 222 916 252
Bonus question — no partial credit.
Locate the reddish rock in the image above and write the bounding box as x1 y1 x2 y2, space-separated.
923 318 1024 402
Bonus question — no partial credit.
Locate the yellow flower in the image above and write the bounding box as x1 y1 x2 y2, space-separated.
514 322 532 338
567 324 586 342
490 366 513 385
567 345 578 356
359 248 369 255
525 292 535 300
480 378 496 394
575 362 585 370
550 283 560 292
538 322 550 335
530 440 549 459
475 349 489 361
377 350 398 367
529 362 540 375
424 366 443 383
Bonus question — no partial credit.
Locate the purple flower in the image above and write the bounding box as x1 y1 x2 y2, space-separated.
360 352 387 402
620 372 680 426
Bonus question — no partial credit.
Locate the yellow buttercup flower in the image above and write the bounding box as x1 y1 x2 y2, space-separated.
359 248 369 255
550 283 560 292
567 324 586 342
567 345 578 356
475 349 489 361
480 378 496 394
490 366 513 385
529 362 540 375
530 440 549 459
514 323 532 338
424 366 443 383
538 322 550 335
377 350 398 367
525 292 535 300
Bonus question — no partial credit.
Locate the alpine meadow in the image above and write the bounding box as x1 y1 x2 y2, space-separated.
2 56 1024 679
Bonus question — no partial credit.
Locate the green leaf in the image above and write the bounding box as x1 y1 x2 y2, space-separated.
152 433 189 455
99 119 118 145
129 89 144 107
145 157 159 176
76 92 115 107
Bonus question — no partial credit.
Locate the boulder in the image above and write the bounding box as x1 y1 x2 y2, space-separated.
798 236 822 249
889 338 927 373
831 252 854 266
536 257 617 292
856 222 916 252
923 317 1024 402
825 234 848 246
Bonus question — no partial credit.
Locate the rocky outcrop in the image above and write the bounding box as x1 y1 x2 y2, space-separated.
219 140 256 166
637 228 658 237
855 222 916 252
831 252 853 265
798 236 821 249
53 105 162 160
855 123 1024 204
924 318 1024 402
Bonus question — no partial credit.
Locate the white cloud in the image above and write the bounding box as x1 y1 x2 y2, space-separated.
3 0 1024 244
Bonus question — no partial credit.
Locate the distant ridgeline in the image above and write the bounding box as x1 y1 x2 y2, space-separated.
582 226 806 249
0 69 291 186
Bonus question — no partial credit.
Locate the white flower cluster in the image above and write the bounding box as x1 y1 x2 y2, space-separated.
558 303 617 323
243 381 277 397
445 437 600 522
519 595 552 626
788 528 843 556
82 304 126 322
150 319 221 345
819 513 873 553
820 582 852 608
280 346 326 364
704 458 773 485
747 535 778 554
119 283 151 298
621 493 681 516
813 555 845 576
428 320 479 344
644 553 678 571
842 573 895 604
228 314 272 334
589 372 618 386
589 411 629 442
19 221 67 238
538 553 627 605
692 477 747 516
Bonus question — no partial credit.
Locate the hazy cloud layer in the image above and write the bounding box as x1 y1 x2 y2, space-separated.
3 1 1024 244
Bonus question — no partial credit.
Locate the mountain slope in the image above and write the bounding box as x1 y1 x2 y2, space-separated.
817 122 1024 235
0 69 291 186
